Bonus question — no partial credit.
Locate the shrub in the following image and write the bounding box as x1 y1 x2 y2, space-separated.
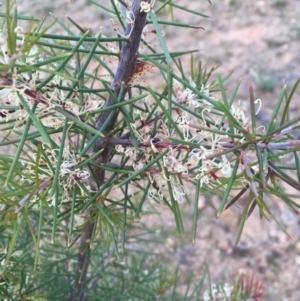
0 0 299 300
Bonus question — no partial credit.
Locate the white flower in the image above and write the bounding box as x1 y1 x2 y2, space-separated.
133 160 144 171
218 155 232 176
140 1 151 13
203 283 233 301
230 100 249 129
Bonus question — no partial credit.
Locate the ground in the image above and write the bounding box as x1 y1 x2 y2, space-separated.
14 0 300 300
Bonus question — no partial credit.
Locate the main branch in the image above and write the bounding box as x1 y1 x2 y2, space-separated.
73 1 150 300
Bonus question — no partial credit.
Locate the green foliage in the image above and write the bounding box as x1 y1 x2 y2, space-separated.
257 75 276 92
0 0 299 300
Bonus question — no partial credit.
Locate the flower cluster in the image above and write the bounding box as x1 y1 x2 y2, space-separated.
0 28 104 130
22 144 91 207
114 77 264 204
174 79 214 108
